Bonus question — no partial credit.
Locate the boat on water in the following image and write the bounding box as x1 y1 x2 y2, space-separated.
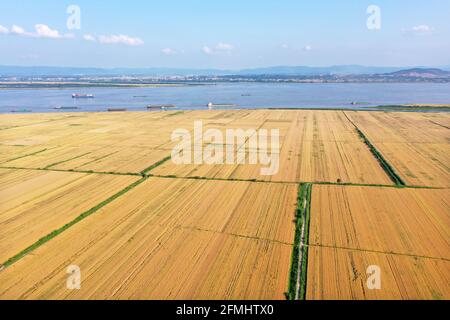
147 104 176 110
11 109 32 113
108 108 127 112
207 102 237 108
54 106 79 110
72 94 95 99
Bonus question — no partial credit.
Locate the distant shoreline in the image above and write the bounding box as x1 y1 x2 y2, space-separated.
1 81 450 90
2 105 449 116
0 82 210 90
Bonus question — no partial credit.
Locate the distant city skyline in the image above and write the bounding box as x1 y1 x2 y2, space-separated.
0 0 449 69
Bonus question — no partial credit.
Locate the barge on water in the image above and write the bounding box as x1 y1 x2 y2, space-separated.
11 109 32 113
147 104 176 110
72 94 95 99
207 102 237 108
108 108 127 112
54 106 79 110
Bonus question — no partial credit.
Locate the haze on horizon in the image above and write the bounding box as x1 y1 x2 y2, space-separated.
0 0 449 69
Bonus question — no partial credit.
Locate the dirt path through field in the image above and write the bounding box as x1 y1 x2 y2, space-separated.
295 196 308 299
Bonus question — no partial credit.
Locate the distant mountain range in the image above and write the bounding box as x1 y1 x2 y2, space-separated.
1 65 449 77
383 68 450 78
238 65 407 76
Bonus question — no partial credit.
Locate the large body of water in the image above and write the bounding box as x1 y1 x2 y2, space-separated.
1 82 450 113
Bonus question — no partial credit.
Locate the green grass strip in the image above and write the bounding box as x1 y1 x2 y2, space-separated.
0 177 147 269
141 156 172 175
355 128 406 186
299 183 312 300
286 183 312 300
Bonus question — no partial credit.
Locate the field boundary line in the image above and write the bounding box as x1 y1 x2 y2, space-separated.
309 243 450 262
177 225 293 246
226 119 269 179
429 120 450 130
148 173 299 186
148 173 442 189
71 150 121 169
311 181 437 189
44 152 92 169
342 111 406 186
2 148 49 164
0 126 19 131
0 177 147 270
0 115 86 131
0 166 142 176
0 166 444 189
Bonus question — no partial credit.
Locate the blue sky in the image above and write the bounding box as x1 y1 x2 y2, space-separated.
0 0 449 69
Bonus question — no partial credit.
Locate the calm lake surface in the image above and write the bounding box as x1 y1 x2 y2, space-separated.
1 82 450 113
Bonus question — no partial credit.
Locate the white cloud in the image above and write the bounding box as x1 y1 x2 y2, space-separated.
83 34 96 42
98 34 144 46
203 46 213 55
162 48 177 55
11 25 27 35
203 42 234 55
280 44 289 49
303 45 312 51
8 24 73 39
215 42 234 51
4 23 144 45
0 25 8 34
403 25 434 36
20 53 39 60
35 24 61 38
412 25 433 33
85 34 145 46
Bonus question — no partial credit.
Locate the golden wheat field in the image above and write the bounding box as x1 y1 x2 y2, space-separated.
0 168 139 263
152 110 393 184
345 111 450 187
307 185 450 300
0 177 296 299
1 110 393 183
0 109 449 300
307 246 450 300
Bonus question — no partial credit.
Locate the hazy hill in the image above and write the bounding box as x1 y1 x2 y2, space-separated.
0 65 448 78
384 68 450 78
0 65 434 77
237 65 405 76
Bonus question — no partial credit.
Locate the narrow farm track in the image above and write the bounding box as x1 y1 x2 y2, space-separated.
295 196 308 300
2 165 444 189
